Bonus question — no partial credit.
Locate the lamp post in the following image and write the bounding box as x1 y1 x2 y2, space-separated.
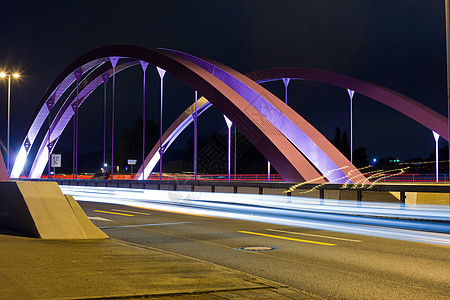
0 72 20 175
433 131 440 182
348 89 355 163
224 115 232 181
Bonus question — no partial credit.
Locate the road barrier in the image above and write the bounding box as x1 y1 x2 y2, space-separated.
21 178 450 206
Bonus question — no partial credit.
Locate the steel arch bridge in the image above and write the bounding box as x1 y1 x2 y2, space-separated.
10 45 448 183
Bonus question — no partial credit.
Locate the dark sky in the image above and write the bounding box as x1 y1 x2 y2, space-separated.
0 0 447 164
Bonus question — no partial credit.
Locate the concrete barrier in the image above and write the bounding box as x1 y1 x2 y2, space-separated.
0 181 108 239
406 192 450 206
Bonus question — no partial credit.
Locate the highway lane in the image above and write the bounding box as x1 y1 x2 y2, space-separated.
79 200 450 300
61 186 450 246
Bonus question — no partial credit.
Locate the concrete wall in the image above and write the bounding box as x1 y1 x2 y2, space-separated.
406 192 450 206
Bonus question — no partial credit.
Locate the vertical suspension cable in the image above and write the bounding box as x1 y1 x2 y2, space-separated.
194 90 198 180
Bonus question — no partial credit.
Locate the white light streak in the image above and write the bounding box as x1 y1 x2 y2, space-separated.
60 185 450 246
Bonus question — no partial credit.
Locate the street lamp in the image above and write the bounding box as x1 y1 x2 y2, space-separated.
433 131 440 182
224 115 232 182
0 72 20 175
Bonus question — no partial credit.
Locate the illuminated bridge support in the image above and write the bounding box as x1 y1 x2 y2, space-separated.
11 45 448 184
12 46 326 182
137 66 450 182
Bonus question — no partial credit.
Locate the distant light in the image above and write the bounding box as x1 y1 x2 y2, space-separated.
13 73 19 78
373 158 377 163
50 171 54 175
0 72 5 78
104 163 107 167
10 146 27 178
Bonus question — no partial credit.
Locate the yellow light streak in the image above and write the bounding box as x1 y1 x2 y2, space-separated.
285 159 449 195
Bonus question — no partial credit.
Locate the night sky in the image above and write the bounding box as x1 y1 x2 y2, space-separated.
0 0 447 167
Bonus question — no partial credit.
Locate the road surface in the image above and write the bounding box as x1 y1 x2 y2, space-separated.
78 199 450 300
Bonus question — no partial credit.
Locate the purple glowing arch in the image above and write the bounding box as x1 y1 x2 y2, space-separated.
11 45 447 184
137 67 449 181
148 49 366 184
13 45 344 183
246 68 449 140
137 96 211 180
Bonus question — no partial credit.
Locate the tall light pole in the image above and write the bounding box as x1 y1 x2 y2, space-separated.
140 61 148 180
433 131 440 182
0 72 20 175
224 115 232 181
194 90 198 181
156 67 166 181
348 89 355 163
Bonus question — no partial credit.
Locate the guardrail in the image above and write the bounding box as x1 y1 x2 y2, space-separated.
36 173 450 183
21 178 450 205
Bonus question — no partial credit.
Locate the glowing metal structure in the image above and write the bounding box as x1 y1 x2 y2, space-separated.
0 72 20 174
347 89 355 163
12 46 328 182
10 46 448 184
138 97 211 180
194 90 198 180
109 57 119 179
101 71 109 178
224 115 232 182
156 67 166 180
137 66 449 182
246 68 449 139
161 49 364 183
140 61 149 179
433 131 440 182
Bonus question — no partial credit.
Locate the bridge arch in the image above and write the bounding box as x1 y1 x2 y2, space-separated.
137 67 449 180
12 46 446 183
246 68 448 140
15 45 359 183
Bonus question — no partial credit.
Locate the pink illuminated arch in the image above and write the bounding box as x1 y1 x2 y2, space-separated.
137 67 448 181
14 46 442 184
12 45 334 183
246 68 448 140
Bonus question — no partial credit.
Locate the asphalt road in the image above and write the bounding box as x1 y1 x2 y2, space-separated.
79 200 449 300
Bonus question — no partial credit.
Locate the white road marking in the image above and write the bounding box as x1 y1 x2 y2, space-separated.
111 208 152 216
266 228 362 242
88 216 113 222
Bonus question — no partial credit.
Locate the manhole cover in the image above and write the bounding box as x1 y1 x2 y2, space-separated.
235 246 281 252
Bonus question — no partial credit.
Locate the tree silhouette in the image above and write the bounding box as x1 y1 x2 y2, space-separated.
331 127 368 168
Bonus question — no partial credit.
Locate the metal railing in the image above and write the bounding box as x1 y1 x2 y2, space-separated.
34 173 449 183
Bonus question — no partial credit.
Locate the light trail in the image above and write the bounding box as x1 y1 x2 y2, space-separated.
60 185 450 246
286 160 450 195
